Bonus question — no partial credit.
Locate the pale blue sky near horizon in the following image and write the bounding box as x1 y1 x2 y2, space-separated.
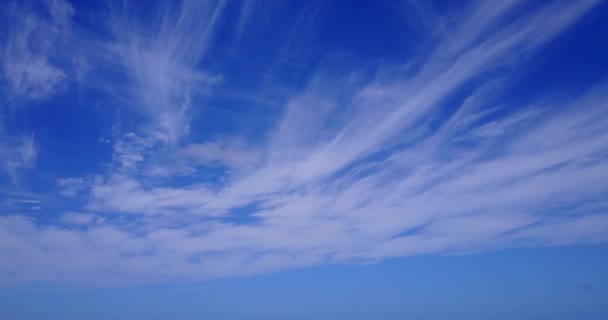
1 0 608 318
2 246 608 319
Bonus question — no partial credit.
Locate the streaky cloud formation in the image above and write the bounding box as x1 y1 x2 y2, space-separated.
0 0 607 286
1 0 74 101
103 0 226 143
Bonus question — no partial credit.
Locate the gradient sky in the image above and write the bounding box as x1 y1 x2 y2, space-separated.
1 0 608 319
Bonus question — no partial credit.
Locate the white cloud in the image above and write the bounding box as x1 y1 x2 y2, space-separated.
15 199 40 204
0 135 38 181
57 177 87 197
60 212 103 225
179 140 261 169
1 0 74 101
0 0 606 286
102 1 226 143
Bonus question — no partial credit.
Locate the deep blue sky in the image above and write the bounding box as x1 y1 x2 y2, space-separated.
1 0 608 319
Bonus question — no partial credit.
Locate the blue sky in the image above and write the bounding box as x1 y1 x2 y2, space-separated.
1 0 608 318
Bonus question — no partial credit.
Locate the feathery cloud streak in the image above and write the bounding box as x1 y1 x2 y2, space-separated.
0 0 607 285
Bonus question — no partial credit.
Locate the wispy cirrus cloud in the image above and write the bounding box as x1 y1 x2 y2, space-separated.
0 0 74 183
0 0 74 101
0 0 607 286
0 134 37 183
102 0 226 143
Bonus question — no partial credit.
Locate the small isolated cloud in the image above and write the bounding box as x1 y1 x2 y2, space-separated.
179 141 261 169
578 283 595 292
0 135 37 181
57 177 87 197
15 199 40 204
60 212 103 225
